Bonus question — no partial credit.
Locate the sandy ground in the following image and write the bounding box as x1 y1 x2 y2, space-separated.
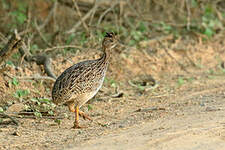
69 100 225 150
0 76 225 150
1 40 225 150
67 79 225 150
2 75 225 150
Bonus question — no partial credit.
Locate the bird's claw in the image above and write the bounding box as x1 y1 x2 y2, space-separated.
79 111 92 121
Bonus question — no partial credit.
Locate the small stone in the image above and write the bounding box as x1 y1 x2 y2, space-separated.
205 106 220 112
12 131 20 136
118 125 124 128
6 103 24 113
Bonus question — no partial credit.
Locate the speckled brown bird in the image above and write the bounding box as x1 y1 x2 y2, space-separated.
52 32 117 128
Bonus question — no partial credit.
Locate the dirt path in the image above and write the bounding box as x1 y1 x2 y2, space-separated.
69 108 225 150
67 80 225 150
1 75 225 150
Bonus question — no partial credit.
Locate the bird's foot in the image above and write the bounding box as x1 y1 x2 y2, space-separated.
79 111 92 121
72 123 87 129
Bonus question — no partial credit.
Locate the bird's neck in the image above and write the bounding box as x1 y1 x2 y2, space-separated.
100 47 111 63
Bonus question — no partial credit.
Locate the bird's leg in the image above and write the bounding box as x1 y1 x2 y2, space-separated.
68 102 90 128
68 103 82 128
74 105 79 128
78 111 92 121
73 105 86 129
68 102 92 121
68 103 75 112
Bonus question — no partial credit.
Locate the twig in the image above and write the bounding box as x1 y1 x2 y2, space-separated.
38 0 58 31
139 35 174 47
25 2 32 32
0 112 19 126
128 80 158 91
18 0 57 36
97 1 119 27
134 107 165 112
126 0 142 18
34 19 52 47
0 32 8 43
4 72 56 82
44 45 83 52
158 41 190 73
32 55 57 79
17 44 57 79
8 112 65 119
52 0 58 32
72 0 89 33
186 0 191 30
19 75 56 82
66 3 99 34
0 65 10 74
0 30 22 65
88 0 98 25
18 41 33 62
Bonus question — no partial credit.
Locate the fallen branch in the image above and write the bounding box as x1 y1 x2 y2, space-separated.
0 30 22 65
34 19 52 47
32 55 57 79
0 31 57 79
0 112 19 126
72 0 90 33
158 41 190 73
4 72 56 82
97 1 119 27
44 45 83 52
7 112 65 119
134 107 165 112
66 3 99 34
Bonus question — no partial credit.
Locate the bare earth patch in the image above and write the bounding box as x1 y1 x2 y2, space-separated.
1 40 225 150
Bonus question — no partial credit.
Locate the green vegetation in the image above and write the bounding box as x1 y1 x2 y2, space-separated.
0 0 223 57
26 98 55 118
14 89 30 101
0 0 225 123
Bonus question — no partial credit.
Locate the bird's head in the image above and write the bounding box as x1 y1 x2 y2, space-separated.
102 32 117 50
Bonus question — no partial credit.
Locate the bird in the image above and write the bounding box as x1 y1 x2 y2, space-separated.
52 32 117 128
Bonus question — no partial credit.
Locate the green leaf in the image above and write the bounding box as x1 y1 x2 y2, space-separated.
80 32 87 45
12 77 19 86
48 110 54 115
87 104 93 111
30 44 39 52
66 33 76 45
34 112 42 118
14 89 29 98
204 6 213 17
204 28 214 37
17 12 27 24
10 11 27 24
31 98 41 105
0 107 4 112
6 60 14 66
54 119 61 125
191 0 198 7
2 0 9 10
131 31 142 41
138 22 147 32
177 77 185 86
137 85 145 91
128 39 136 46
39 98 51 104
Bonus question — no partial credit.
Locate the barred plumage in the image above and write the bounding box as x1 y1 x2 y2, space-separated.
52 32 117 128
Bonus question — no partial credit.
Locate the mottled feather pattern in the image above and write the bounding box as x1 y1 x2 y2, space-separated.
52 54 108 105
52 32 116 107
